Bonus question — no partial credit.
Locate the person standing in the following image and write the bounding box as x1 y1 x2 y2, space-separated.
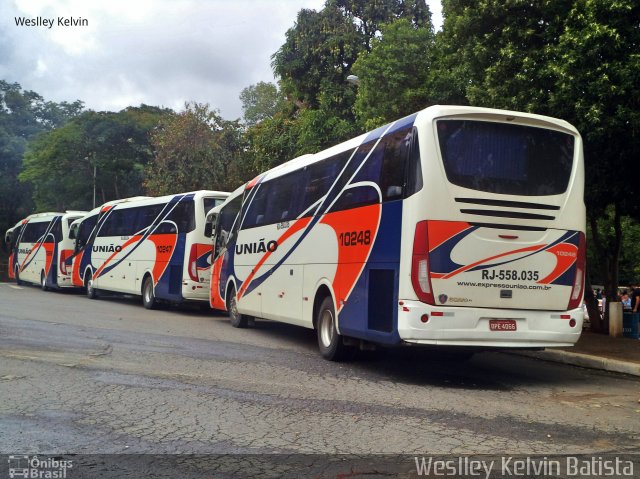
631 285 640 314
621 291 631 309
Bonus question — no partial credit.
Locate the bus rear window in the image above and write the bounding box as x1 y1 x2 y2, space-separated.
437 120 574 196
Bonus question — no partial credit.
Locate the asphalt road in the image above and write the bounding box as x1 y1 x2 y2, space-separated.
0 283 639 476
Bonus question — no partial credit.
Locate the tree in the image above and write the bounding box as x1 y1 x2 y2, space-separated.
551 0 640 315
146 103 249 195
272 0 431 112
244 103 299 173
239 82 286 127
271 5 363 110
332 0 431 49
429 0 639 332
436 0 573 113
20 105 171 211
257 0 432 168
0 81 83 245
352 18 435 129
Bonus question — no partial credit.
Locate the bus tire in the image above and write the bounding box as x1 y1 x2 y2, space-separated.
86 274 99 300
316 296 353 361
142 276 157 310
40 271 48 291
227 285 249 328
15 267 23 286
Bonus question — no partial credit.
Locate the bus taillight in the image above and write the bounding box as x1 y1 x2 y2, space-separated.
59 250 71 275
568 232 586 310
411 220 434 304
188 244 199 282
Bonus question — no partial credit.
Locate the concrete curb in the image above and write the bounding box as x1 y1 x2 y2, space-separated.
513 350 640 377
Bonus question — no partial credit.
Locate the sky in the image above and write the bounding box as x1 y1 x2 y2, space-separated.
1 0 443 120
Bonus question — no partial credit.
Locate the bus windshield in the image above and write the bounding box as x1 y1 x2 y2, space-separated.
437 120 574 196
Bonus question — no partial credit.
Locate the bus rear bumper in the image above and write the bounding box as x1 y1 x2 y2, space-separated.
56 276 76 288
397 301 583 348
181 280 209 302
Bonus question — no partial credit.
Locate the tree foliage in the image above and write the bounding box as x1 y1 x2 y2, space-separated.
258 0 432 169
437 0 573 113
0 81 83 239
550 0 640 302
352 18 435 129
20 105 170 211
332 0 431 47
240 82 286 128
146 103 249 195
271 5 363 110
432 0 640 322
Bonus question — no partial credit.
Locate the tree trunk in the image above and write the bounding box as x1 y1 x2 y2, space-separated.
114 174 120 199
588 205 623 335
584 271 603 333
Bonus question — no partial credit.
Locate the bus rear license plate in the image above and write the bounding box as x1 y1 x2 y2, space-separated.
489 319 517 331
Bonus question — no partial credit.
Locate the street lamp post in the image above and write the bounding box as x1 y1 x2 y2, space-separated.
86 156 96 208
93 162 96 208
346 75 360 86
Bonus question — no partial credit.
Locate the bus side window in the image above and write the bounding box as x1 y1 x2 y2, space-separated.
300 149 352 216
351 125 413 203
404 127 423 197
137 204 163 234
380 127 411 201
50 219 62 243
241 185 270 229
329 185 380 213
215 195 242 257
117 208 139 237
263 170 303 224
21 222 48 243
76 214 98 251
99 208 137 237
167 200 195 233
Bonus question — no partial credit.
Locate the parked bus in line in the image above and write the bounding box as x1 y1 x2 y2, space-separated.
10 211 88 289
67 196 151 290
5 223 20 281
206 105 586 360
80 190 228 308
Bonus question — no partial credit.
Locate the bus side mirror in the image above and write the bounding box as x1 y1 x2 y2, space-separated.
204 213 218 239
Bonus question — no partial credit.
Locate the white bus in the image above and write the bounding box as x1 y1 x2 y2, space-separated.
81 190 228 308
5 224 19 281
207 105 586 360
11 211 87 289
67 197 151 290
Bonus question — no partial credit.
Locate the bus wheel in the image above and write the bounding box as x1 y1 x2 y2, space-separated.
142 276 157 310
40 271 48 291
316 296 353 361
15 267 23 286
228 286 249 328
86 275 99 299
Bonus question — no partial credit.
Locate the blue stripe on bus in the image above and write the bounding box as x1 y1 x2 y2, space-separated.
338 199 403 345
153 232 187 301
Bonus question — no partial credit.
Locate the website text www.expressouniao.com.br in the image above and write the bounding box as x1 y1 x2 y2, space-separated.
457 281 552 291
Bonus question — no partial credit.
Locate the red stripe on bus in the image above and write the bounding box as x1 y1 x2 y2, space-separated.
427 221 472 252
237 216 312 299
320 204 381 311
